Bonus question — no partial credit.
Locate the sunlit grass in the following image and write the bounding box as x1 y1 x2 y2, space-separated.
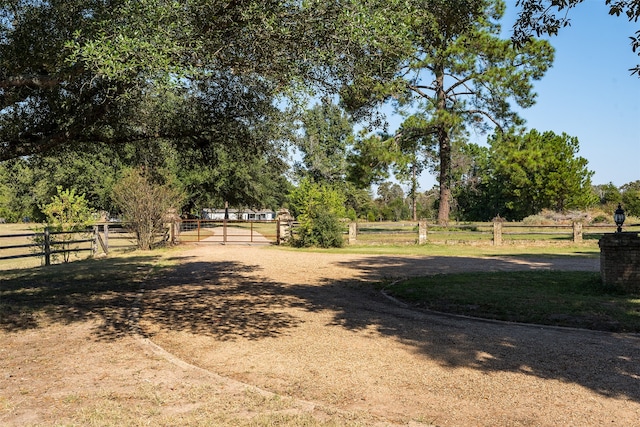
273 242 600 258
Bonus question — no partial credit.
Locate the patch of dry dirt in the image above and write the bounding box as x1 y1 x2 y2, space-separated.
2 244 640 426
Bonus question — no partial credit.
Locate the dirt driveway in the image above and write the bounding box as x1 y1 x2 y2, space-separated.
2 244 640 426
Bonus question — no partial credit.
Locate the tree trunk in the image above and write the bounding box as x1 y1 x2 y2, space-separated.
435 68 451 226
411 162 417 221
437 132 451 226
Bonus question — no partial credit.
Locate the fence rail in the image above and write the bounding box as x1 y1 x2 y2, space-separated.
347 221 640 245
2 220 638 269
0 223 168 267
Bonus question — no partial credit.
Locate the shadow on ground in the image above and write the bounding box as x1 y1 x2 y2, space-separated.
141 253 639 404
141 259 303 340
2 251 638 404
0 255 160 338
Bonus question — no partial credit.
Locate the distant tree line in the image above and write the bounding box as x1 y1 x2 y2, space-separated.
0 126 637 226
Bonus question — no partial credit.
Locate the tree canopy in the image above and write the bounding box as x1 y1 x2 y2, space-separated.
0 0 626 226
342 0 553 224
295 100 354 184
455 130 597 221
0 0 377 160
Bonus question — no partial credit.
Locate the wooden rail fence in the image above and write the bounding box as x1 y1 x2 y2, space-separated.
346 221 640 245
2 220 638 268
0 223 169 266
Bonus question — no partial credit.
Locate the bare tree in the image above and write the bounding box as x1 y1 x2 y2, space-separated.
112 169 183 250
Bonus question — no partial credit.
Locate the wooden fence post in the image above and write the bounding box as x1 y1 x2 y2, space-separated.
104 224 109 254
92 224 109 255
418 221 427 244
276 220 281 244
223 218 227 244
493 221 502 246
573 221 583 243
348 222 357 245
92 225 98 255
44 227 51 266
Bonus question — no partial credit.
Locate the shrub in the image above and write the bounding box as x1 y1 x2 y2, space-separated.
112 169 183 250
288 178 346 248
293 209 345 248
592 215 608 224
38 186 93 263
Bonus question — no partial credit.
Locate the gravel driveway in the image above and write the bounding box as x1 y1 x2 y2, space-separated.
139 244 640 426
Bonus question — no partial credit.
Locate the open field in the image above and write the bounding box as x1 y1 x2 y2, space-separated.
2 243 639 426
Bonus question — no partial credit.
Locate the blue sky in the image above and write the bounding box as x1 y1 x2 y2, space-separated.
503 1 640 188
390 1 640 191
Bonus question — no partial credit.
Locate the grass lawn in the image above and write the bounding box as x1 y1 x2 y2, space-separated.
278 242 601 258
384 270 640 332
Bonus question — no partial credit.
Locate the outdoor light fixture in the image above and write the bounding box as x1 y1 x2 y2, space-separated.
614 203 626 233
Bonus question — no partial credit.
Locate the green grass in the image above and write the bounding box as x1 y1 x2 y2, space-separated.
384 271 640 332
276 242 600 258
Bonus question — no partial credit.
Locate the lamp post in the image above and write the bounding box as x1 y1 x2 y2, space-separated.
614 203 625 233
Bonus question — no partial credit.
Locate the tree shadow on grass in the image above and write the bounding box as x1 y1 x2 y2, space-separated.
0 253 303 342
0 255 160 337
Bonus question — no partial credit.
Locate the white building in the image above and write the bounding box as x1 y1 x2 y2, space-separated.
201 208 276 221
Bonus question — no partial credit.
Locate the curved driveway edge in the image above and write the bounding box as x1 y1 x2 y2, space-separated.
141 245 639 426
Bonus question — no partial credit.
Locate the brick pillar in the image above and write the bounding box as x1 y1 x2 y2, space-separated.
599 232 640 293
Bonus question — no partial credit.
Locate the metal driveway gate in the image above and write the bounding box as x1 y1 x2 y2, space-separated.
179 220 279 245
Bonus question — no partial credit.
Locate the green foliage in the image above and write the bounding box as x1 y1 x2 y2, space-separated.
288 179 346 248
0 159 40 222
347 132 396 189
0 131 291 222
374 182 411 221
296 100 354 184
112 169 183 251
342 0 554 224
0 0 422 161
342 183 376 220
621 180 640 217
39 186 93 263
595 182 623 205
454 130 597 221
294 209 346 249
490 130 597 219
41 186 93 229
